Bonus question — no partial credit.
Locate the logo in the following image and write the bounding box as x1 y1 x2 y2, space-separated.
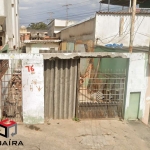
0 119 17 138
0 119 24 146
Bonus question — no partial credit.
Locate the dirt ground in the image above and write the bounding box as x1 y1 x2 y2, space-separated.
0 119 150 150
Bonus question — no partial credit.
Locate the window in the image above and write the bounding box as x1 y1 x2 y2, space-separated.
0 37 2 46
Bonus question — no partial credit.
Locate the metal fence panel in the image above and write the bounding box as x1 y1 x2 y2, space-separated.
78 70 126 119
1 60 22 122
44 59 78 119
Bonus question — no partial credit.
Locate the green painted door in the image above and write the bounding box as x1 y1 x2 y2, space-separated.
128 93 140 120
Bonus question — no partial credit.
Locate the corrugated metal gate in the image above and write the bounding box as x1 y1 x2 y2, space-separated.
44 59 79 119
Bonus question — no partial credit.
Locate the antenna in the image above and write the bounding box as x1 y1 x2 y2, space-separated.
48 12 54 23
99 1 102 11
62 4 72 26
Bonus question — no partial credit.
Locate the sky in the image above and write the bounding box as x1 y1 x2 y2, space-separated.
19 0 122 27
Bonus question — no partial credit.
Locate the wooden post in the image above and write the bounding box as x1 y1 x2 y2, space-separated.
129 0 137 53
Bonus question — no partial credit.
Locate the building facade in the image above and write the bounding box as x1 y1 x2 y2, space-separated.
24 40 61 53
0 0 20 50
48 19 76 37
56 12 150 125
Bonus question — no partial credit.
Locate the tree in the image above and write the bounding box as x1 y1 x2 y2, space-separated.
27 22 48 30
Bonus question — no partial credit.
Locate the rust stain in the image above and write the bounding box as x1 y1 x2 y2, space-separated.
30 85 33 92
36 86 43 91
32 80 37 85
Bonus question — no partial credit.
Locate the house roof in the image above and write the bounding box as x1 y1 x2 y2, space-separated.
57 15 95 33
95 45 149 53
100 0 149 7
42 52 129 59
96 11 150 15
24 40 61 44
27 29 48 33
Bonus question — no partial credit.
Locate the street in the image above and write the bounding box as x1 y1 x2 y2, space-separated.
0 119 150 150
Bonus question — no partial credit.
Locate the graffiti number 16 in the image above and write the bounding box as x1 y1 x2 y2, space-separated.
25 65 34 72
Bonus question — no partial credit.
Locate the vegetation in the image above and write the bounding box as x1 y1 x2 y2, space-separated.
27 22 48 30
72 117 80 122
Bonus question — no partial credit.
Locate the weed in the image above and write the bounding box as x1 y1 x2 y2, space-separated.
72 117 80 122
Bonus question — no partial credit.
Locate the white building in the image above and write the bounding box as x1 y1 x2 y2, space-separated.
24 40 61 53
48 19 76 37
57 12 150 51
0 0 20 50
56 11 150 125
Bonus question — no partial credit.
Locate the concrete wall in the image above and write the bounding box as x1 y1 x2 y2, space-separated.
55 19 76 27
0 54 44 124
60 18 95 42
95 14 150 47
22 58 44 124
125 53 148 122
48 19 76 37
0 0 5 17
48 21 54 37
143 63 150 125
0 0 20 49
26 43 60 53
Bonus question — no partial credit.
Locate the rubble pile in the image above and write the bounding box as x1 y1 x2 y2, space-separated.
4 69 22 117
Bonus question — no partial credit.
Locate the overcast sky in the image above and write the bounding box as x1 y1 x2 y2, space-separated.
19 0 122 27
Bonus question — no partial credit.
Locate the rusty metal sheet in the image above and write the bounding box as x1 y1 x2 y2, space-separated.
43 52 129 60
44 59 78 119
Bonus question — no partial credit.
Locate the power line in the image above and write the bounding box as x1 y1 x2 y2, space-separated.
20 0 125 18
20 2 131 26
20 0 92 17
20 6 122 25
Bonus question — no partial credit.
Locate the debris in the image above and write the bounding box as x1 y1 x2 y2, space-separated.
3 69 22 117
26 125 41 131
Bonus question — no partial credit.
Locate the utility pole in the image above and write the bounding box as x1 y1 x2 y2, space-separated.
129 0 137 53
62 4 72 26
99 1 102 11
129 0 132 12
108 0 110 12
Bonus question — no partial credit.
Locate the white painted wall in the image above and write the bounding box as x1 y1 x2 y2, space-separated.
55 19 76 27
0 0 5 17
60 18 95 42
0 0 20 49
95 14 150 47
48 19 76 37
125 53 148 121
22 58 44 124
0 54 44 124
26 43 60 53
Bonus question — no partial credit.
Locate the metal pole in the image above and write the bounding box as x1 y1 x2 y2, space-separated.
48 12 54 23
108 0 110 12
129 0 137 53
62 4 72 26
129 0 132 12
99 1 102 11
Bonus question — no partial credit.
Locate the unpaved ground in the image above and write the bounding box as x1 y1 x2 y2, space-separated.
0 120 150 150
